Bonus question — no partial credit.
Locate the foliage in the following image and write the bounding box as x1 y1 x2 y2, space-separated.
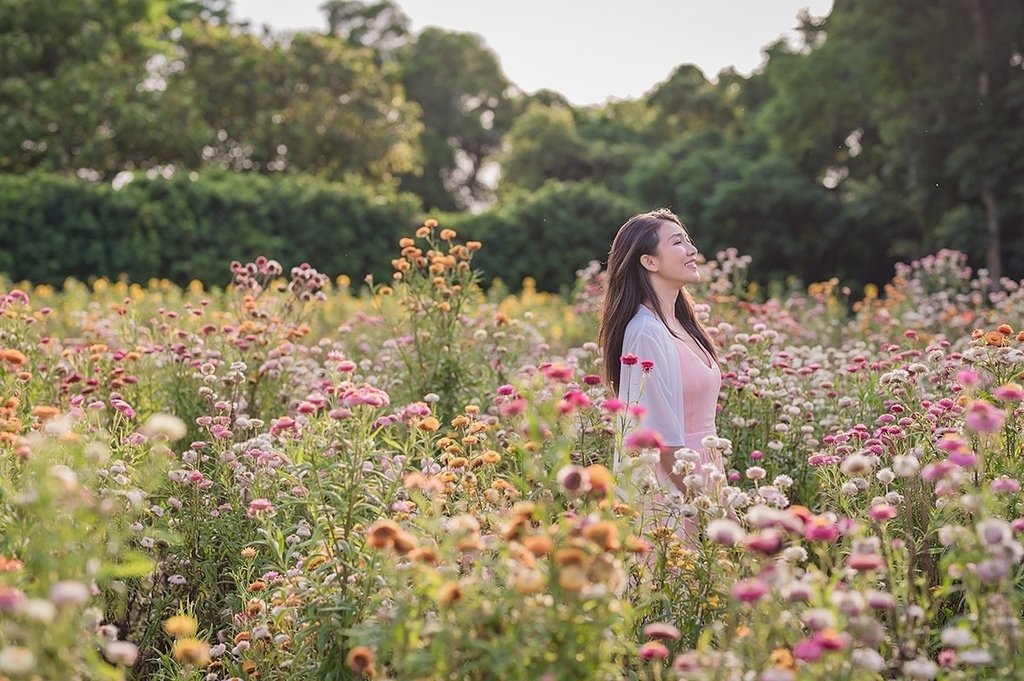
0 170 422 286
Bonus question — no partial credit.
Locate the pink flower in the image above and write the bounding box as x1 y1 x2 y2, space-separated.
792 638 824 662
499 399 527 417
955 369 980 387
542 364 573 382
745 530 783 555
993 382 1024 402
991 477 1021 494
938 649 956 667
601 398 625 414
948 449 977 468
337 360 357 372
640 360 655 374
804 516 840 542
921 460 956 481
731 579 768 603
638 640 670 661
846 553 884 571
496 384 516 397
868 504 897 522
270 416 298 436
328 407 352 420
562 389 591 410
643 622 681 642
247 498 275 518
620 354 639 366
583 374 602 386
624 428 666 452
964 400 1005 433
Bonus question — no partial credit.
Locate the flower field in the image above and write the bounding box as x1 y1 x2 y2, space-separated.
2 222 1024 680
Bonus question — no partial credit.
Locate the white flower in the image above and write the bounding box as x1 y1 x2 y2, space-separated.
0 646 35 675
902 657 938 679
105 641 139 666
876 468 895 484
745 466 767 480
49 580 90 607
892 455 920 477
143 413 188 441
959 649 992 666
773 475 793 489
940 627 975 648
706 519 745 546
851 648 885 672
840 453 874 476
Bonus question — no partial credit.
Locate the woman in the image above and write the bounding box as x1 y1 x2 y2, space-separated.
598 208 721 493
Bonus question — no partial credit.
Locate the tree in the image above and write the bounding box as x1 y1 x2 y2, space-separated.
320 0 411 57
0 0 173 177
398 28 515 210
161 22 423 182
499 102 592 191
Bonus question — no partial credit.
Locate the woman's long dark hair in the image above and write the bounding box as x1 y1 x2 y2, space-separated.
598 208 718 392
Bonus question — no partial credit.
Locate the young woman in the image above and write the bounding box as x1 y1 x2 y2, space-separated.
598 208 721 492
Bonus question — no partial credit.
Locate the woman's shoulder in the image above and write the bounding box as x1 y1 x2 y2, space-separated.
624 306 664 337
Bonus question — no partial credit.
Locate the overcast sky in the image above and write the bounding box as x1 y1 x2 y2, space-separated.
231 0 834 106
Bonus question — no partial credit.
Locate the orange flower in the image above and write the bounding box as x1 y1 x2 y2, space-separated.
998 323 1013 335
366 519 401 548
584 464 613 499
467 241 482 252
346 646 376 676
423 218 439 229
436 581 463 606
583 521 621 552
416 417 440 432
398 237 415 248
440 228 457 241
31 405 60 420
985 330 1006 347
248 580 267 592
522 535 553 557
769 647 795 670
0 349 27 365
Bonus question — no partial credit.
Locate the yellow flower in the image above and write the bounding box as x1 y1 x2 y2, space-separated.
163 615 198 638
171 638 211 666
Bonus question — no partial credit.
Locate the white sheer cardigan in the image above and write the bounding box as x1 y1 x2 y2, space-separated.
613 305 685 471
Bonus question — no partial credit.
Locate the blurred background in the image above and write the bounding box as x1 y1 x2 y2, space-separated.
1 0 1021 294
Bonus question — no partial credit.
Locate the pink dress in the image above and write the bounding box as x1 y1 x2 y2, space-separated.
673 334 723 476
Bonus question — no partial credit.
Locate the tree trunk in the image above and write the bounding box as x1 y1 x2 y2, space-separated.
981 188 1003 283
969 0 1003 287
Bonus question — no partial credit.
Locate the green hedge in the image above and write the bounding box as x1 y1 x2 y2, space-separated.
452 180 642 293
0 171 423 286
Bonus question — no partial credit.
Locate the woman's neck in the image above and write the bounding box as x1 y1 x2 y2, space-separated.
647 279 682 324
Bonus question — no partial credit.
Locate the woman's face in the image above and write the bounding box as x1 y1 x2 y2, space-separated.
643 221 700 287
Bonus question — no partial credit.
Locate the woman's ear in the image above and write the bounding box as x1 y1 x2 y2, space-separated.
640 255 657 272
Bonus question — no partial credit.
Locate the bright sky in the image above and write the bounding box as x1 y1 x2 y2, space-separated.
231 0 834 106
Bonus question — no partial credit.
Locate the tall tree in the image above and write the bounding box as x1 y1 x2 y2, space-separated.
0 0 170 176
398 28 515 211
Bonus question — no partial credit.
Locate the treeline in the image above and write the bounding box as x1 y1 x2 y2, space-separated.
1 0 1022 291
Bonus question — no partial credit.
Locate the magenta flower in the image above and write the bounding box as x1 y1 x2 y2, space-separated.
793 637 824 662
640 360 655 374
804 516 840 542
620 354 639 366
